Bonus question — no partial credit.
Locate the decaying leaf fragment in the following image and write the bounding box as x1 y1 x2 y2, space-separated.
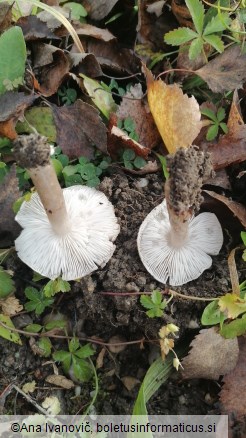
195 45 246 93
0 296 23 316
204 190 246 228
220 337 246 426
181 328 239 380
146 72 202 153
45 374 75 389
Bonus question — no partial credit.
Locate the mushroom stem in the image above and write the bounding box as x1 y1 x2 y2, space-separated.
14 134 70 235
164 181 191 246
28 164 70 235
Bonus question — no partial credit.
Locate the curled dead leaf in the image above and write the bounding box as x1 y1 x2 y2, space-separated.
121 376 140 391
45 374 75 389
204 190 246 229
181 328 239 380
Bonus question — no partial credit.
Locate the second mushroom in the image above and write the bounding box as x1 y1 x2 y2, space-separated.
14 134 120 281
137 146 223 286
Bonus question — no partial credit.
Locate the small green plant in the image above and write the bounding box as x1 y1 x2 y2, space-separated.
118 117 139 141
53 338 95 382
201 107 228 140
60 1 87 21
62 155 111 187
108 79 134 97
58 86 77 105
121 149 147 170
43 278 71 297
140 290 171 318
24 287 54 315
241 231 246 261
0 266 15 299
164 0 231 61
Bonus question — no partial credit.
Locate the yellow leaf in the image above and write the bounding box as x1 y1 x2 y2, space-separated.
219 293 246 319
147 77 202 153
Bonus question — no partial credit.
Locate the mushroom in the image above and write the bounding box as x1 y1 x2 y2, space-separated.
14 134 120 280
137 147 223 286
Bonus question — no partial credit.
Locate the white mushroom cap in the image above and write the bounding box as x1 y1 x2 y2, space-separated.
137 200 223 286
15 186 120 281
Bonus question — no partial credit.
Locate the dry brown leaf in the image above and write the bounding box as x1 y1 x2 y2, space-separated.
195 45 246 93
220 337 246 426
45 374 75 389
171 0 193 27
0 92 36 140
17 15 58 41
146 73 202 153
108 120 151 160
204 190 246 228
181 328 239 380
116 84 161 149
75 24 115 42
83 0 119 20
0 165 22 247
69 54 102 78
0 296 23 316
0 2 13 32
121 376 140 391
228 248 240 296
96 347 106 369
32 44 70 97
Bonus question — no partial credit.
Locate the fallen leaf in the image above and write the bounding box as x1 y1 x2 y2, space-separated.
171 0 193 27
37 7 69 29
75 23 115 42
45 374 75 389
227 248 240 296
83 0 120 20
17 15 59 41
16 107 56 142
147 1 165 17
108 116 151 159
80 74 117 119
69 53 102 78
116 84 161 149
181 327 239 380
22 381 36 394
0 296 23 316
86 39 141 74
32 44 70 97
203 91 246 169
121 376 140 391
0 314 22 345
195 45 246 93
204 190 246 228
220 337 246 428
146 71 202 153
0 165 22 247
0 92 36 140
52 100 107 159
96 347 106 369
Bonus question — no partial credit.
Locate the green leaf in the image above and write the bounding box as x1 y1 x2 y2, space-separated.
203 34 224 53
217 107 225 122
203 12 231 35
0 314 22 344
43 278 71 297
133 156 146 169
69 337 80 353
64 2 87 19
220 314 246 338
72 356 93 382
188 37 203 59
206 123 219 140
86 177 100 187
164 27 198 45
0 162 8 184
151 290 162 305
156 153 169 179
53 350 72 372
146 308 164 318
62 164 80 177
79 163 96 181
24 324 43 333
24 287 54 315
0 268 15 299
241 231 246 246
99 160 109 170
0 27 26 94
201 300 224 325
45 320 67 331
201 108 217 122
220 122 228 134
124 117 136 133
16 107 56 142
75 343 95 359
80 75 117 119
64 174 83 187
51 158 63 177
79 156 89 165
140 295 155 310
36 337 52 357
185 0 205 35
123 149 135 161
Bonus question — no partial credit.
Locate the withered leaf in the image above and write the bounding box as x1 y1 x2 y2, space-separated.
116 84 161 149
75 24 115 42
108 115 150 159
0 296 23 316
45 374 75 389
146 71 202 153
0 90 36 139
17 15 58 41
32 44 70 97
181 328 239 380
220 337 246 423
83 0 119 20
69 53 102 78
195 45 246 93
121 376 140 391
0 166 22 247
52 100 107 159
86 39 141 74
171 0 193 27
204 190 246 228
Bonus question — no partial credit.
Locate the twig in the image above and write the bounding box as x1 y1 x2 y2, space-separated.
12 384 48 415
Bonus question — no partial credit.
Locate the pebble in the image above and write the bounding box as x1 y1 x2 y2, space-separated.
135 178 148 188
126 282 140 292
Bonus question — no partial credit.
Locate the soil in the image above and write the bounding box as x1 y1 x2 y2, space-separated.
0 168 240 420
